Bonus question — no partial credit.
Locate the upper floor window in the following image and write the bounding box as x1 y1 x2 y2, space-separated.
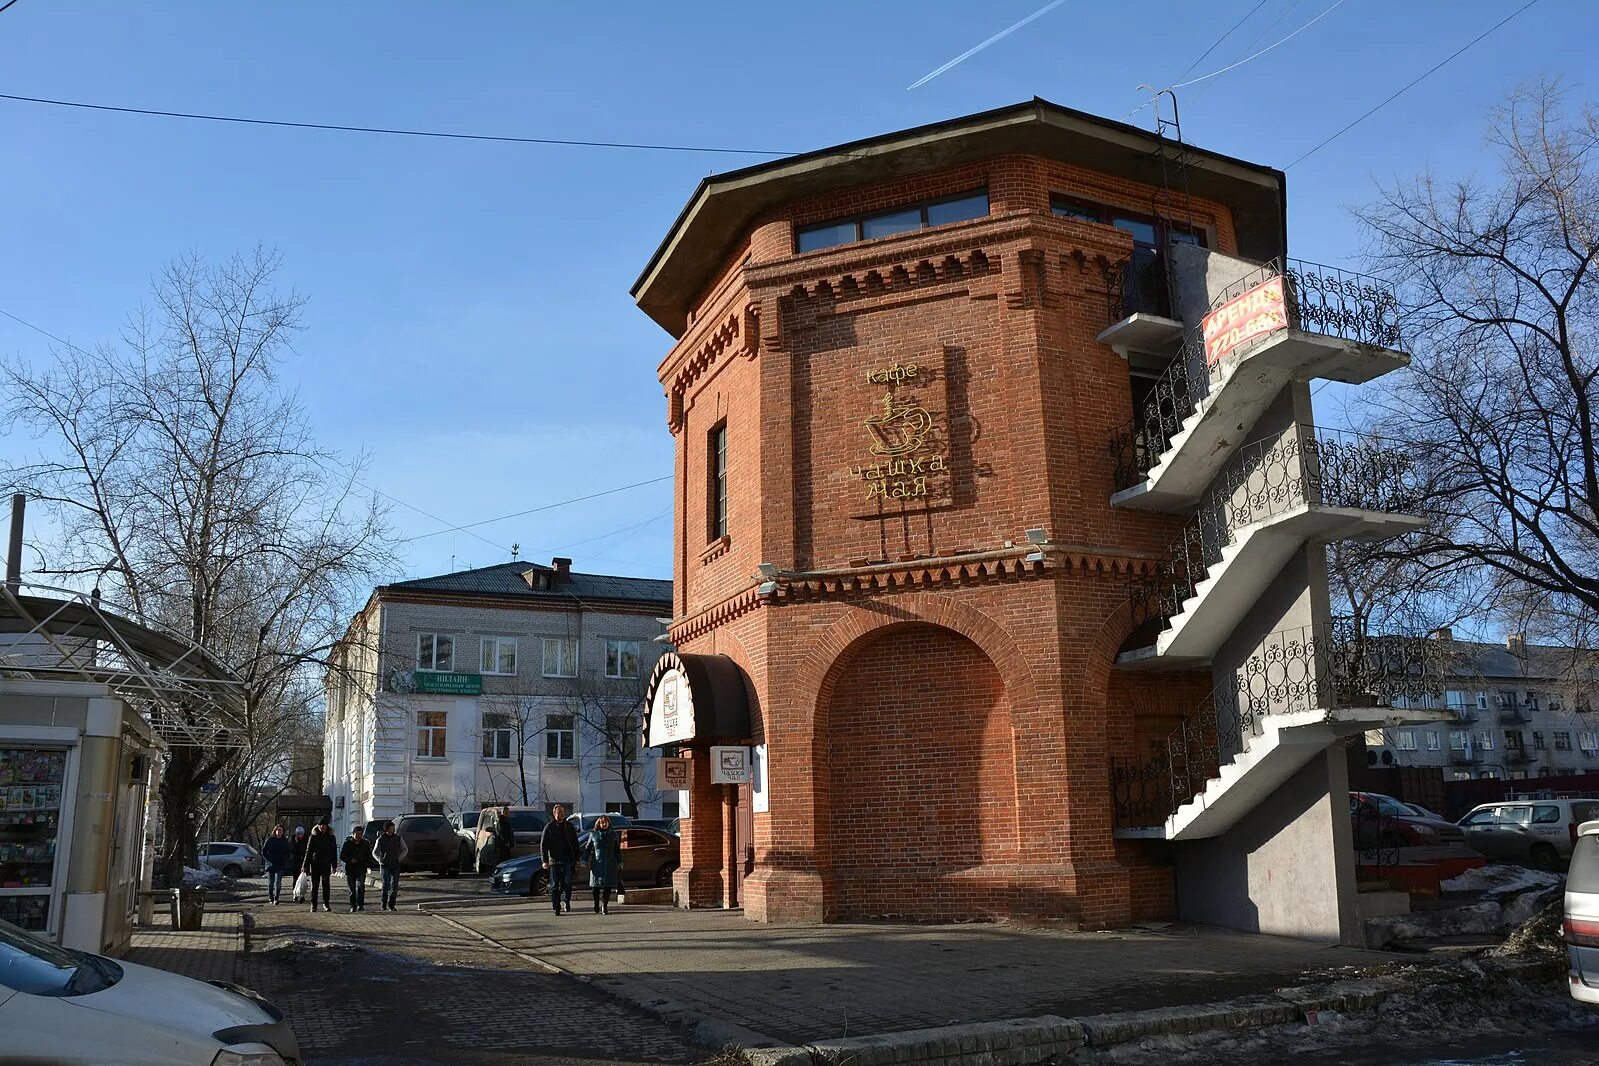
605 713 639 762
709 422 728 541
542 636 578 678
546 714 575 761
482 711 514 760
416 633 453 672
795 189 989 254
605 639 640 679
416 710 447 759
1048 195 1207 249
480 636 518 675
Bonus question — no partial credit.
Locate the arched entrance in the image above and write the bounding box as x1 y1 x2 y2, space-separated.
816 622 1014 920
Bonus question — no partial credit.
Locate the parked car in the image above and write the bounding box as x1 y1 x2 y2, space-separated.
472 806 550 872
574 811 634 833
1565 818 1599 1004
631 817 680 834
489 826 680 897
197 841 263 879
1349 792 1466 849
1401 801 1447 823
0 917 300 1064
447 810 479 869
362 814 461 877
1459 798 1599 870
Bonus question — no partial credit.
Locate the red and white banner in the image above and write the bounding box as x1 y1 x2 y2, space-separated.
1202 276 1289 368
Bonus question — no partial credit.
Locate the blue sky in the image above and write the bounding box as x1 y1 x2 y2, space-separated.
0 0 1585 585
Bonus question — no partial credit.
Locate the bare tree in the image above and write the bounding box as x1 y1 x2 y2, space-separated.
1353 81 1599 649
476 695 556 806
0 250 391 884
573 679 658 814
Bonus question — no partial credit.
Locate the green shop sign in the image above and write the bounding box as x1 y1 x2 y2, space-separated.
411 671 482 695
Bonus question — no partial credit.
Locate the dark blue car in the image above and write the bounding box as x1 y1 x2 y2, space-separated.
488 827 679 896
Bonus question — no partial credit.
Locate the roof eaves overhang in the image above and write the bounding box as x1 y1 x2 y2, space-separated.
632 97 1286 337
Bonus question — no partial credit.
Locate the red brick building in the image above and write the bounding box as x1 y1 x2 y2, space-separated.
635 100 1441 939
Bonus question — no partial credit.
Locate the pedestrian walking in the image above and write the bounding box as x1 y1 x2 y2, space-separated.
372 820 408 911
289 826 310 902
303 822 337 913
261 824 292 905
540 804 580 916
494 804 515 866
584 815 622 914
339 824 374 912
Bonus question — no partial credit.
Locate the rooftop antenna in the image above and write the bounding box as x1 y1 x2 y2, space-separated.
511 542 520 561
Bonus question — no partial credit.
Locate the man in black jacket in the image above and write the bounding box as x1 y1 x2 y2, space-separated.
372 821 408 912
339 824 374 912
539 805 580 916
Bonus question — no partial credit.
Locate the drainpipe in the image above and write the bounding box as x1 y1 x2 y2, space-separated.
6 494 24 591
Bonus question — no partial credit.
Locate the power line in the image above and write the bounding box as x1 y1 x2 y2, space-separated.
1173 0 1347 89
0 303 517 556
0 1 24 15
1284 0 1541 169
398 476 673 544
1170 0 1275 87
0 92 793 157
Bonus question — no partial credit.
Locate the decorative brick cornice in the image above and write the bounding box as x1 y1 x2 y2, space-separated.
665 308 751 430
666 544 1159 644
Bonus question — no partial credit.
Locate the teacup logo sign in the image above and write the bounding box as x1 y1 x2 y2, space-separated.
865 392 933 457
848 360 949 504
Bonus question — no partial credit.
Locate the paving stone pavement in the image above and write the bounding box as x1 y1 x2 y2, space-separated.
125 874 708 1065
453 903 1405 1046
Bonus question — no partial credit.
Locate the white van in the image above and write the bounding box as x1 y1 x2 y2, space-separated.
1459 798 1599 869
1566 819 1599 1005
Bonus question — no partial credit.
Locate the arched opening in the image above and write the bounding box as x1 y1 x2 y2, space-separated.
816 622 1014 919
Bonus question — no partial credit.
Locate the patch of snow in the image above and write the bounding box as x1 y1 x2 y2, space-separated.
1440 863 1560 896
181 865 223 888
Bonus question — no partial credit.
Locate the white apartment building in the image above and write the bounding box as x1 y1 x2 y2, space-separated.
323 558 673 838
1367 632 1599 781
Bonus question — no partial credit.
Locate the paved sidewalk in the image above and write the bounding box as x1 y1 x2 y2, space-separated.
454 903 1401 1046
120 875 706 1065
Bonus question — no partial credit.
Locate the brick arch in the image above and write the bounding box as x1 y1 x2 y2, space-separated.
795 594 1037 728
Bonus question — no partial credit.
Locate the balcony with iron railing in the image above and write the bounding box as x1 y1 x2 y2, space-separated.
1499 703 1533 725
1506 747 1535 765
1105 257 1409 508
1111 618 1454 836
1448 747 1480 765
1119 427 1425 665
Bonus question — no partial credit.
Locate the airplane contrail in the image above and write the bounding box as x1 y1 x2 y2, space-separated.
908 0 1072 90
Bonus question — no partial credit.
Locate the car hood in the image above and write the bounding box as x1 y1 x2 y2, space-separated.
75 957 275 1033
1406 816 1461 833
495 854 542 873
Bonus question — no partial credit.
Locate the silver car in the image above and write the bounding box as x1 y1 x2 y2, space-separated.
197 841 262 879
1459 799 1599 869
1566 819 1599 1005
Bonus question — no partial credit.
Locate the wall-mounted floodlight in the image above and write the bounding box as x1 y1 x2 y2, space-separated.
757 580 779 596
757 562 779 579
1024 551 1046 563
1024 528 1048 545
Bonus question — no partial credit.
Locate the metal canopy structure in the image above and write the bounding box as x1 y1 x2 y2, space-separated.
0 581 247 748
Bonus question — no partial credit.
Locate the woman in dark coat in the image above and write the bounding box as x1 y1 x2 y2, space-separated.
288 826 309 902
261 824 292 905
302 823 337 913
583 815 623 914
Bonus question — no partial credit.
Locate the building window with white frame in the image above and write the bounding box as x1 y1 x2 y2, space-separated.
1426 731 1441 751
1396 731 1417 751
416 633 454 672
480 636 518 675
542 637 578 678
416 710 447 758
1449 730 1470 750
546 714 575 761
1476 730 1495 750
482 711 515 760
1556 731 1573 751
1580 731 1599 753
605 639 640 679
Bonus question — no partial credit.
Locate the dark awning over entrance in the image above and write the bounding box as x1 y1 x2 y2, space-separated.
644 651 751 748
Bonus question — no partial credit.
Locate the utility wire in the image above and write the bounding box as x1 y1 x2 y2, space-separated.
1170 0 1275 87
0 1 24 15
398 476 673 544
1285 0 1540 168
1172 0 1347 88
0 91 793 156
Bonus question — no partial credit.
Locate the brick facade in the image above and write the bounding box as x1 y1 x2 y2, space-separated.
640 106 1282 925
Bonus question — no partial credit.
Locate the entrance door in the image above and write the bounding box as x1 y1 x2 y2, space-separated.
732 784 754 906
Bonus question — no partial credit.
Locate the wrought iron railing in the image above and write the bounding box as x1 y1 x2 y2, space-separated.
1127 428 1418 635
1107 257 1404 491
1102 246 1174 324
1111 618 1453 828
